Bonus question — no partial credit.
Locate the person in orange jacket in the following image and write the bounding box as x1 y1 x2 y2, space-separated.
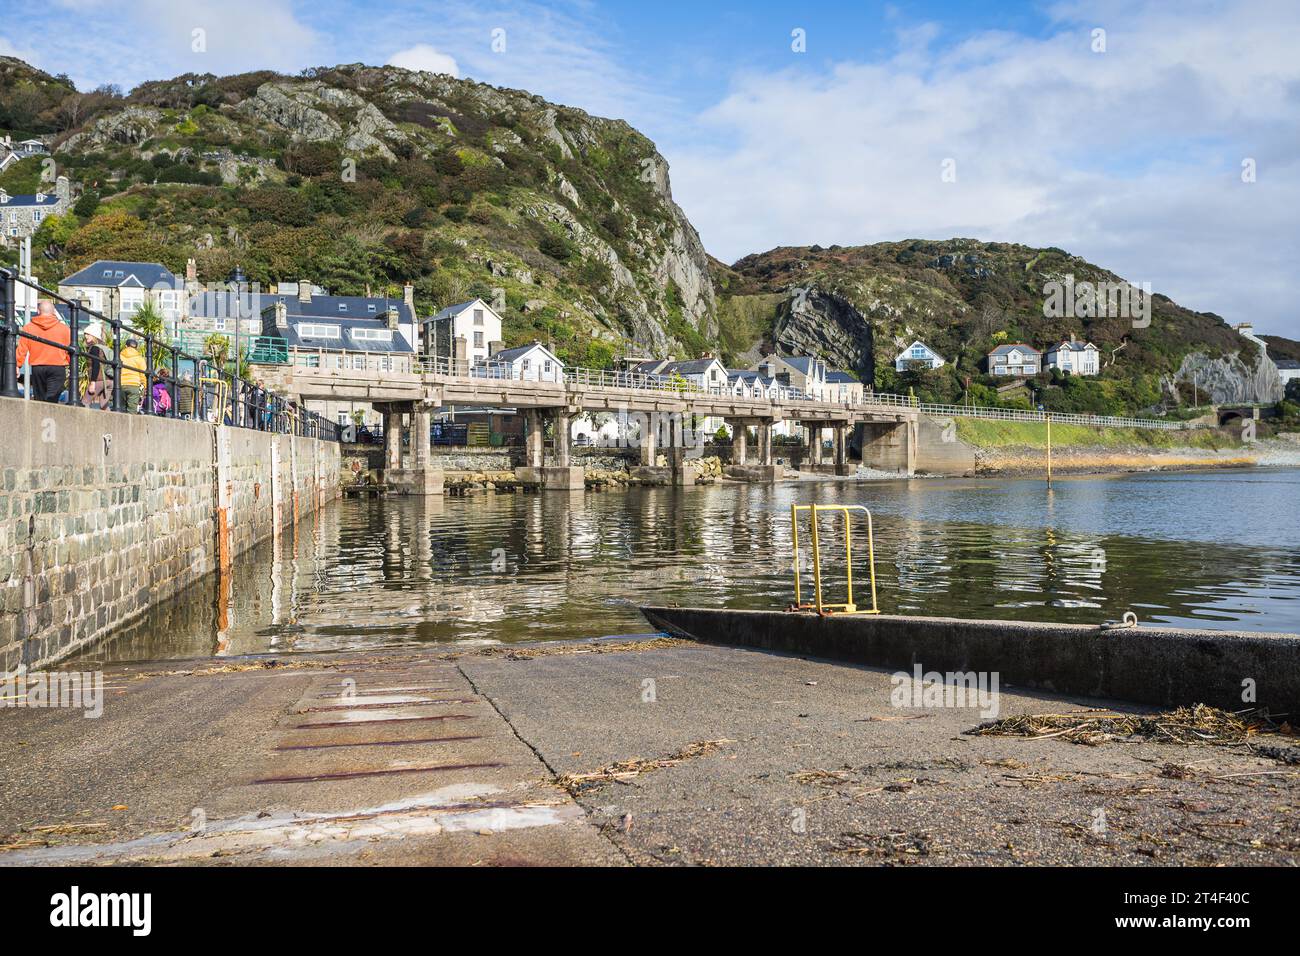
15 301 70 402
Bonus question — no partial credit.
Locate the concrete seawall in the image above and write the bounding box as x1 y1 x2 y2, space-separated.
0 398 342 669
641 606 1300 715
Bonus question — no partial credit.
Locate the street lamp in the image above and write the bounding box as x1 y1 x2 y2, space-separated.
228 265 246 370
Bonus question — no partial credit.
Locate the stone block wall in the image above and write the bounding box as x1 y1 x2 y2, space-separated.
0 398 341 670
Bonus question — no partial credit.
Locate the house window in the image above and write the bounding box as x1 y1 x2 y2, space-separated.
544 360 552 374
353 355 366 369
351 328 393 343
297 323 341 339
474 331 484 348
473 309 484 325
522 358 531 371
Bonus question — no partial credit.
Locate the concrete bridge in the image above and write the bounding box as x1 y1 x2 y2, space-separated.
251 358 919 492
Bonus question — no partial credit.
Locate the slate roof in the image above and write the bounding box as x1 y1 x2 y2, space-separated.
61 261 178 289
0 192 59 207
189 291 416 327
490 342 562 364
259 311 415 354
988 343 1042 357
825 370 860 384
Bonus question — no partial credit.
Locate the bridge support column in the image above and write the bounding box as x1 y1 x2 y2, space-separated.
517 407 583 491
384 402 444 495
832 424 851 476
859 418 917 476
726 419 777 482
731 420 747 465
384 409 403 471
806 423 823 470
524 409 544 468
757 420 773 467
639 412 659 466
553 409 572 467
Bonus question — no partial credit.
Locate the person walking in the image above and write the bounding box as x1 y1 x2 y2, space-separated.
14 301 70 403
119 338 147 412
80 321 115 409
150 368 173 416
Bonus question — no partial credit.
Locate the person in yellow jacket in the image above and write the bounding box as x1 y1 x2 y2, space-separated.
119 338 147 413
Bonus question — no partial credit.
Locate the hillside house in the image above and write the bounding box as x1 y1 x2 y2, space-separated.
987 343 1042 376
894 341 946 371
1045 338 1100 376
1 176 71 245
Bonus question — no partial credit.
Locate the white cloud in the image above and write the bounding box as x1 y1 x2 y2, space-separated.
667 0 1300 337
387 44 459 77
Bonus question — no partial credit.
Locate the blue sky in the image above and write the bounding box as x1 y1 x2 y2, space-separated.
3 1 1298 337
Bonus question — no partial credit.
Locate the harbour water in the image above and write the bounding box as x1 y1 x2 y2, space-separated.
76 468 1300 664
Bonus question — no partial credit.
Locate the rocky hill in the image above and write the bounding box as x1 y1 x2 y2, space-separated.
719 240 1283 413
0 57 1288 414
1 58 714 367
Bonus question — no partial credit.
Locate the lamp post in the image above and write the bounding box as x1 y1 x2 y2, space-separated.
228 265 246 371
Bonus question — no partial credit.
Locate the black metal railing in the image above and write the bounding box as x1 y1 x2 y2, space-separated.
0 267 340 441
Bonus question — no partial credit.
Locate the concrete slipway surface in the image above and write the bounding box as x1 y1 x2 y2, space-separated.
0 635 1297 866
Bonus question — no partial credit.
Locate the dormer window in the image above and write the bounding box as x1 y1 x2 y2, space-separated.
337 304 347 312
102 269 112 277
367 304 376 312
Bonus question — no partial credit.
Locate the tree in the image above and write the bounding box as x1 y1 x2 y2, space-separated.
203 333 230 370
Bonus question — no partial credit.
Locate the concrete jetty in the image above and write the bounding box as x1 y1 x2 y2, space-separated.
2 633 1297 866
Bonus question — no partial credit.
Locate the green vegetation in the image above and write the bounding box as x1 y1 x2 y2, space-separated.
954 418 1242 450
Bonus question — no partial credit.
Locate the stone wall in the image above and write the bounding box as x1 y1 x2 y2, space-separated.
0 398 341 670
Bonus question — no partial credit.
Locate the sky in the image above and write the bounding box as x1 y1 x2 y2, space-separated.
3 1 1297 338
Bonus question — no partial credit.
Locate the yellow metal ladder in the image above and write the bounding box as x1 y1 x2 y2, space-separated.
790 504 880 615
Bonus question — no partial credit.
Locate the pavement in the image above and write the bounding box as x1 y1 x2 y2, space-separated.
1 636 1297 866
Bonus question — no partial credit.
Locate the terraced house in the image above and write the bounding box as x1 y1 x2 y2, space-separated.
58 258 183 325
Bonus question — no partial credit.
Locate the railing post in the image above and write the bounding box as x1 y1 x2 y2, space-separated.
68 302 82 407
0 268 19 398
110 311 124 412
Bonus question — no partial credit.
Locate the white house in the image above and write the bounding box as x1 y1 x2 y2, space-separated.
1045 338 1100 376
895 341 946 372
628 357 729 392
726 368 781 400
987 343 1042 376
484 342 564 382
424 298 504 367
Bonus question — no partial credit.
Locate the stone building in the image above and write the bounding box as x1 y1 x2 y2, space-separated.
0 175 71 245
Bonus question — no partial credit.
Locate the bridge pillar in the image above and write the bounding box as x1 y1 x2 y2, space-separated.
639 412 658 466
384 402 444 495
832 424 851 476
524 409 544 468
553 409 572 467
806 423 823 468
757 420 773 466
383 409 403 471
731 420 747 465
859 417 917 476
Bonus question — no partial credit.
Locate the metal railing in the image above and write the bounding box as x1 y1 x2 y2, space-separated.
0 268 340 440
790 503 879 616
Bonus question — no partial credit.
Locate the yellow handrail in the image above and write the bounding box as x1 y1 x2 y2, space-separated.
790 504 879 615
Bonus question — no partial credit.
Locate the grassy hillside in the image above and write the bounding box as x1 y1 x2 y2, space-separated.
954 418 1243 450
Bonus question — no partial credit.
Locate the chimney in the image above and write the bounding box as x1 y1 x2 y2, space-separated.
385 308 399 331
1069 331 1077 344
403 282 414 309
488 340 501 358
261 298 287 336
186 258 197 282
298 280 311 304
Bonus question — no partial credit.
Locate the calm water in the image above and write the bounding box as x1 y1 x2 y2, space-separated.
77 468 1300 664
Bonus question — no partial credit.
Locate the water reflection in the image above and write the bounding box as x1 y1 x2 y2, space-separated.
75 470 1300 664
